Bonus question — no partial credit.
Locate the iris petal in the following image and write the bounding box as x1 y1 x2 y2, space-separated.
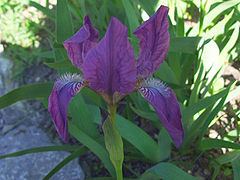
137 78 184 147
63 15 99 70
83 17 136 96
134 6 170 78
48 74 85 142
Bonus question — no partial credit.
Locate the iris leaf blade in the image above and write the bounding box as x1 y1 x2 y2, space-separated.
0 145 83 160
202 0 240 30
216 151 240 165
130 105 159 122
94 114 160 162
86 178 136 180
56 0 73 43
154 61 178 85
188 64 204 106
232 156 240 180
169 37 201 54
144 162 197 180
116 115 160 162
69 94 100 138
198 84 232 142
44 60 73 69
29 1 55 21
121 0 140 34
0 82 53 110
44 60 81 73
43 146 87 180
182 87 229 123
68 121 115 176
200 138 240 150
219 22 240 63
136 0 158 16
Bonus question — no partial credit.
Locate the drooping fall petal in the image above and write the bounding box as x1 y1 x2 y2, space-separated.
83 17 136 95
48 74 86 142
63 15 99 70
137 78 184 147
134 6 170 78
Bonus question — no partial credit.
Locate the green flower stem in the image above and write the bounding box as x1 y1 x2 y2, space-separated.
103 104 124 180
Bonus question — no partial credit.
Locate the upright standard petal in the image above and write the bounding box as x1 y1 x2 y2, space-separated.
83 17 136 96
48 74 85 142
137 78 183 147
134 6 170 78
63 15 99 70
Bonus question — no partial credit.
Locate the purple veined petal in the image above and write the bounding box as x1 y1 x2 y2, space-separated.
137 78 184 147
134 6 170 78
48 73 86 142
83 17 136 96
63 15 99 70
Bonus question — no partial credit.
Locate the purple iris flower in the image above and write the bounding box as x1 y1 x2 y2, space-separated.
48 6 184 147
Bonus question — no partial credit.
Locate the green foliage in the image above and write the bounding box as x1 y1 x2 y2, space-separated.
0 82 53 109
68 121 115 176
103 110 124 179
143 162 198 180
56 0 73 43
201 138 240 150
0 145 83 160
